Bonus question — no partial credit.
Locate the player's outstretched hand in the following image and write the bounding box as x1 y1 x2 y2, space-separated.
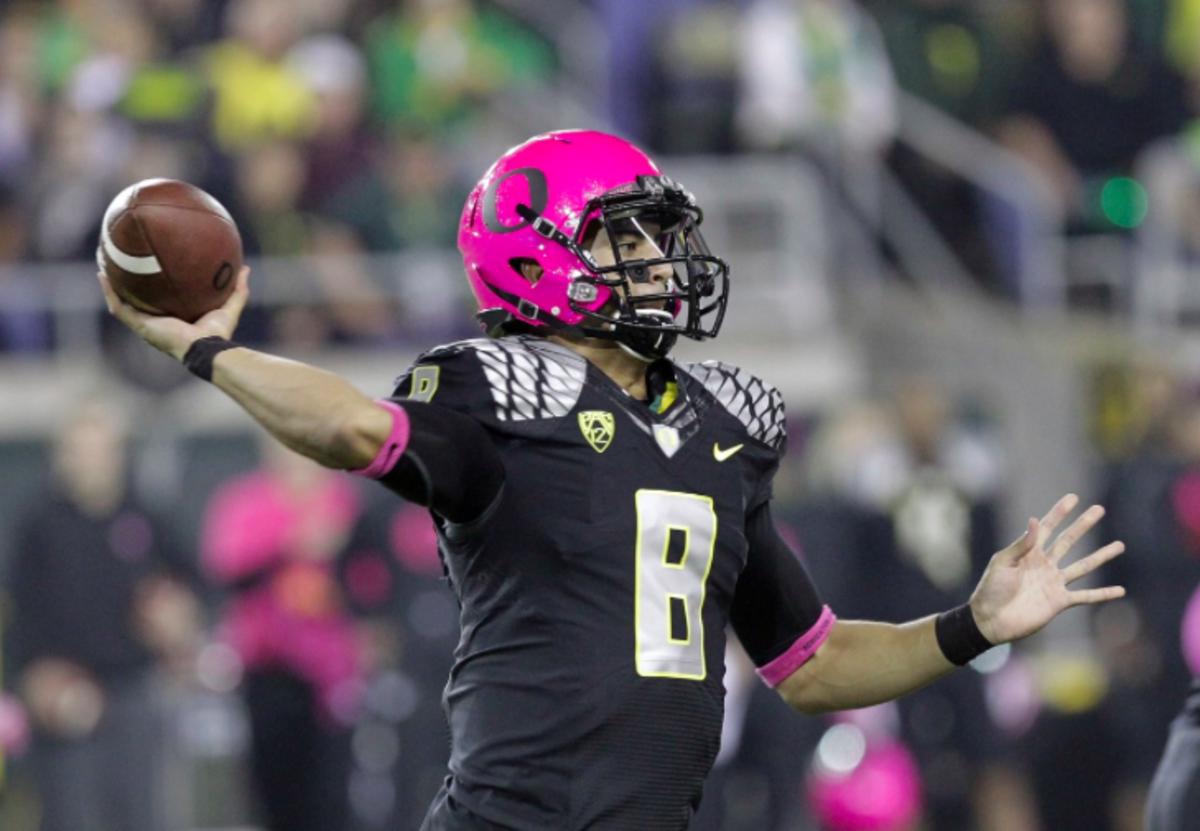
96 266 250 362
968 493 1126 645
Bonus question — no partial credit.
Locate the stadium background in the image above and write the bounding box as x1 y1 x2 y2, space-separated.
1 0 1198 829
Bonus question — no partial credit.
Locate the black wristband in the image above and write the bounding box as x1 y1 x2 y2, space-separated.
183 336 238 382
935 604 994 666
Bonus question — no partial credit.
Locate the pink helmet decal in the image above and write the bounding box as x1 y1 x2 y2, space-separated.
458 130 729 359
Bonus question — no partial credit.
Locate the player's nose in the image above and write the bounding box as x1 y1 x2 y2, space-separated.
627 259 670 287
646 260 673 286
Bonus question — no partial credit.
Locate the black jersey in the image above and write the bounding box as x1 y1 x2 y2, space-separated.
376 335 828 830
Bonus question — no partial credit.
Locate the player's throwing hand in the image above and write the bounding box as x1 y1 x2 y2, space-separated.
969 493 1126 645
96 266 251 362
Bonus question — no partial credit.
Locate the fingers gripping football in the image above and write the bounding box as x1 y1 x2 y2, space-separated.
97 265 251 362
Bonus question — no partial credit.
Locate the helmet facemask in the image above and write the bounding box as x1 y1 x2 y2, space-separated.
564 176 730 361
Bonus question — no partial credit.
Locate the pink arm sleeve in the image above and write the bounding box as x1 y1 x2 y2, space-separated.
756 605 836 688
350 401 411 480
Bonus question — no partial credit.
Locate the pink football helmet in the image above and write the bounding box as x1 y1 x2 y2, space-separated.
458 130 729 360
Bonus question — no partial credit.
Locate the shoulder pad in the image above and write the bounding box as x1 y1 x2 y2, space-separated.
416 336 587 422
682 361 786 451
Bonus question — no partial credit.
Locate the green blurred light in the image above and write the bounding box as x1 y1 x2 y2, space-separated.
1100 177 1149 229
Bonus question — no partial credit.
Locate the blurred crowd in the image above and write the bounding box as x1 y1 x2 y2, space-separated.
5 366 1200 830
1 403 461 831
3 0 1200 830
0 0 560 351
4 0 1200 352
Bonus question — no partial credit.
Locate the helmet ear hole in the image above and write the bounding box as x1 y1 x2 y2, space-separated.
510 258 543 286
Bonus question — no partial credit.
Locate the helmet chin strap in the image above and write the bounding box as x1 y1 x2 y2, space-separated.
615 309 677 362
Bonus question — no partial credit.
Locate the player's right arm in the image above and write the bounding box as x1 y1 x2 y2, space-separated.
98 266 393 467
205 346 390 469
97 267 504 523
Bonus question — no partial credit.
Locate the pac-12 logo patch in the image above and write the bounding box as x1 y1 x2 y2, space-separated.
578 410 615 453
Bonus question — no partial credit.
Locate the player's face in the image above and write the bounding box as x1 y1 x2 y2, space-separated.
588 219 674 304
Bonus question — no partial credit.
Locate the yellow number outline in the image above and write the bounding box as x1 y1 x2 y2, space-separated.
633 489 717 681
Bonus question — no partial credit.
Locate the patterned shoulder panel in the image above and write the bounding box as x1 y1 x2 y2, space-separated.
419 336 588 422
681 361 786 451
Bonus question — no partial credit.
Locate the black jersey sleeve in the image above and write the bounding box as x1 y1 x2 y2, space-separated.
354 340 511 523
390 339 498 421
730 501 835 687
373 400 505 524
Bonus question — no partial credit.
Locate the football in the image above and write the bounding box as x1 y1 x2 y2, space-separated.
97 178 242 322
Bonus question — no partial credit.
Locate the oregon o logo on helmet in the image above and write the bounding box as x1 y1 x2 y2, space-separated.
482 168 548 234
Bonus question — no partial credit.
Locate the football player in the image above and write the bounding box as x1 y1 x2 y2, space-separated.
1147 678 1200 830
99 130 1126 830
1146 587 1200 830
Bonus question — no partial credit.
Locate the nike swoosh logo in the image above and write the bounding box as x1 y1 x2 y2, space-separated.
713 442 744 462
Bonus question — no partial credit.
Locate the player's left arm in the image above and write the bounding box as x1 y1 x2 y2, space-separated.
736 494 1125 714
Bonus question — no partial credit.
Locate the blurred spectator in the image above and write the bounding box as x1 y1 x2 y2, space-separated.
26 1 197 261
112 44 208 135
982 0 1193 303
1165 0 1200 77
737 0 897 288
0 183 50 352
1022 654 1134 831
228 139 402 346
342 501 457 829
812 378 1038 830
642 1 743 154
0 8 45 186
7 400 201 831
288 27 470 251
292 34 377 218
863 0 1019 288
28 102 130 262
305 220 402 344
27 1 92 97
364 0 557 139
200 439 393 831
234 141 310 256
229 131 405 347
588 0 711 145
997 0 1190 230
142 0 228 55
866 0 1010 129
205 0 316 151
691 642 817 830
738 0 897 155
371 132 466 250
67 0 162 116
